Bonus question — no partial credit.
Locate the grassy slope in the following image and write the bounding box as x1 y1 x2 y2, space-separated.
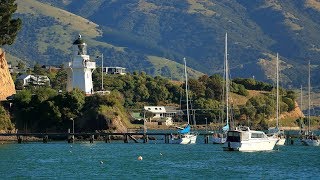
147 56 203 80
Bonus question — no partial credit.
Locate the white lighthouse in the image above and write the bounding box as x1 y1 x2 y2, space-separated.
66 34 96 94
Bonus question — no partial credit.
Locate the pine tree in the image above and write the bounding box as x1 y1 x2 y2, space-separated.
0 0 21 46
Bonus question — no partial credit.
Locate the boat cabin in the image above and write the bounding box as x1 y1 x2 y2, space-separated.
226 126 267 142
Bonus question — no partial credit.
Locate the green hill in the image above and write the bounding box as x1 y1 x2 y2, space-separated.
4 0 320 85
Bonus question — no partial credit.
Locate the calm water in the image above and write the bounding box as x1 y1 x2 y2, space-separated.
1 140 320 179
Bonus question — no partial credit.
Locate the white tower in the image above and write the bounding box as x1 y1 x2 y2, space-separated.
66 34 96 94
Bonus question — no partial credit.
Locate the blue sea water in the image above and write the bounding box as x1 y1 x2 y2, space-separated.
1 140 320 179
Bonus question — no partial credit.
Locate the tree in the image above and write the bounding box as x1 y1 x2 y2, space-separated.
0 0 22 46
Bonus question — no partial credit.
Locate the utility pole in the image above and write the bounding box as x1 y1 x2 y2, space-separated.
101 53 104 90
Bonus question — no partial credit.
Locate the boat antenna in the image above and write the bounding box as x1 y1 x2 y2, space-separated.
276 53 279 129
184 57 190 125
308 60 311 133
225 32 229 128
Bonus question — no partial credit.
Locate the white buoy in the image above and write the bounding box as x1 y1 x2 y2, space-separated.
160 153 163 156
100 161 104 164
138 156 143 160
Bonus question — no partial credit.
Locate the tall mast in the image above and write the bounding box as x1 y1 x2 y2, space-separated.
184 58 190 124
308 61 311 133
300 85 303 117
276 53 279 129
225 32 229 126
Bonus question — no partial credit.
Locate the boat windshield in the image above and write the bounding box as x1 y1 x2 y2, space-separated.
227 131 241 142
251 132 266 138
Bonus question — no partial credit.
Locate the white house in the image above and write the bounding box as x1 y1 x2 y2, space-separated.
104 67 126 75
16 74 50 88
143 106 181 126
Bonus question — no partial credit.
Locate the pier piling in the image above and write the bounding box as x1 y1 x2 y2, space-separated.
105 135 111 143
204 135 209 144
43 135 48 143
89 135 94 143
17 136 22 144
124 134 128 143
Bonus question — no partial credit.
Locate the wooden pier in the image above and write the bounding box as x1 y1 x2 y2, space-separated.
0 131 302 144
0 132 217 144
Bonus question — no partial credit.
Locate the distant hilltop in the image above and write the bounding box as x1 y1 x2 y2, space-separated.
0 49 16 100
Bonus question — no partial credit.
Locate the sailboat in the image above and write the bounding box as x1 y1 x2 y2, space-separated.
268 53 286 145
171 58 198 144
223 44 278 152
301 61 320 146
212 32 229 144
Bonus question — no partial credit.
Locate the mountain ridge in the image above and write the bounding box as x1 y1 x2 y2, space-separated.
4 0 320 86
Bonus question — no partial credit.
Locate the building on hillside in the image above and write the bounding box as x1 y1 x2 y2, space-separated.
66 34 96 95
104 67 126 75
16 74 50 89
136 106 182 126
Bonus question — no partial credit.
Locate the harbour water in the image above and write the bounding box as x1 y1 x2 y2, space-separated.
1 140 320 179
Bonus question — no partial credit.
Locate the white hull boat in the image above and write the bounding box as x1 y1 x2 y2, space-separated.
170 132 198 144
171 58 198 145
301 135 320 146
223 126 278 152
212 133 227 144
270 53 286 146
180 133 197 144
276 137 286 146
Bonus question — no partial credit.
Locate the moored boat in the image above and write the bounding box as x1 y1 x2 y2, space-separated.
223 126 278 152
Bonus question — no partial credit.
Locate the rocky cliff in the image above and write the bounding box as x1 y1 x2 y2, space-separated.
0 49 16 101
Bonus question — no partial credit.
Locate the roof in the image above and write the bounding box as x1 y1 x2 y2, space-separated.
16 74 31 80
144 106 166 113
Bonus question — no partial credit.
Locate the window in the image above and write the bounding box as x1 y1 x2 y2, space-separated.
155 108 158 110
251 133 264 138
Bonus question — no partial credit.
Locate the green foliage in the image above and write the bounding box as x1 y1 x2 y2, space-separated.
233 78 273 91
50 66 67 90
0 0 22 46
0 105 14 130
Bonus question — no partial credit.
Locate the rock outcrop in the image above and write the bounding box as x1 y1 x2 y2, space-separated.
0 49 16 101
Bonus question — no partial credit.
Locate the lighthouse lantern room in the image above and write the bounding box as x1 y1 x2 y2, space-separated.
66 34 96 94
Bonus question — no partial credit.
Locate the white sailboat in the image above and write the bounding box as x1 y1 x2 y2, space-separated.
301 61 320 146
171 58 198 144
268 53 286 145
213 32 229 144
223 52 278 152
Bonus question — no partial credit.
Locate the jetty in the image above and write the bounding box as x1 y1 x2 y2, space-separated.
0 131 301 144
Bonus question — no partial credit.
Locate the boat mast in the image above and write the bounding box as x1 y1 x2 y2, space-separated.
276 53 279 129
308 61 311 133
225 33 229 127
184 58 190 125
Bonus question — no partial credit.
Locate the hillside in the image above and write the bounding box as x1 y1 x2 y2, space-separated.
3 0 320 85
0 49 16 101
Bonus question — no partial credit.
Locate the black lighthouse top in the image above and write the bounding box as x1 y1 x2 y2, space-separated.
73 34 87 55
73 34 85 45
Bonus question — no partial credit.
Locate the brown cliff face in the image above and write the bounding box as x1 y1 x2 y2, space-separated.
0 49 16 101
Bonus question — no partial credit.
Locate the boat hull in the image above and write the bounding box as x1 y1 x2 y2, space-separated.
301 139 320 146
223 139 278 152
170 133 197 144
180 134 197 144
276 137 286 146
212 137 226 144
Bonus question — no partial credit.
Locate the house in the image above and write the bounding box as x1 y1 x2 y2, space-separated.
104 67 126 75
16 74 50 88
142 106 181 126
